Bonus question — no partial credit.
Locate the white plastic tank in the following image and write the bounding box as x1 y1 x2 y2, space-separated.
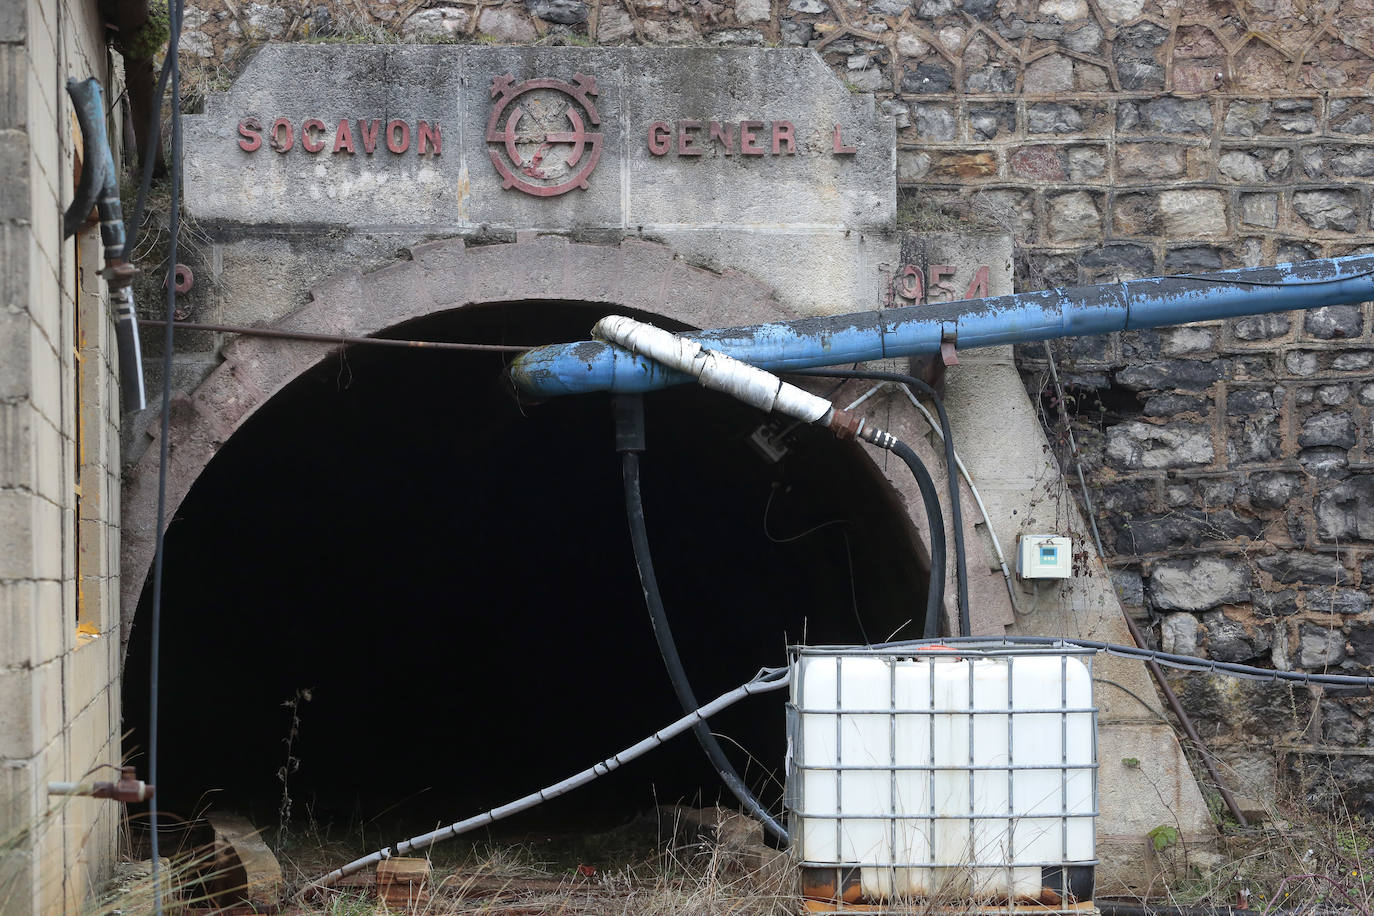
787 642 1096 905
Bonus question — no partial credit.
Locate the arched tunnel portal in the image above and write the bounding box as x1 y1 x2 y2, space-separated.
121 299 930 842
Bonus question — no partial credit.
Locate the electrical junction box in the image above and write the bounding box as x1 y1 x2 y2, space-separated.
1018 535 1072 579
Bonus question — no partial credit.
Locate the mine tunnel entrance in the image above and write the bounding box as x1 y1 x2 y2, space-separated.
123 301 927 851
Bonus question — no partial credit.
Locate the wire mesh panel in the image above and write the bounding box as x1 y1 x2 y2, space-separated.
787 641 1098 910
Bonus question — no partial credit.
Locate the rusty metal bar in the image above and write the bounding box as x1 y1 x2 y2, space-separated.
137 318 533 353
1120 612 1248 828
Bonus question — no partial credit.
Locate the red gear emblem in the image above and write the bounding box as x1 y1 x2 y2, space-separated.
485 73 604 198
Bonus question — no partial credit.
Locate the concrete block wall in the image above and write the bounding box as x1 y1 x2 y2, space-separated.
1 0 123 912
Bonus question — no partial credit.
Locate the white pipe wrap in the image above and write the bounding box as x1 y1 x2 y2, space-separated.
594 316 832 423
309 667 791 891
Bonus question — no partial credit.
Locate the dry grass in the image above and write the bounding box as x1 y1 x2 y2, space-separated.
1126 753 1374 915
287 810 799 916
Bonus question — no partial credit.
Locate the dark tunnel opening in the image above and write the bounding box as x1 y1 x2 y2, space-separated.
123 301 927 853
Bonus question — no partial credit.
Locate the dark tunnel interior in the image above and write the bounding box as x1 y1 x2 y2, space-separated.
122 300 927 850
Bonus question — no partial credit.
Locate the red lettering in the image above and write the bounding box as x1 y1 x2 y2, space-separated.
237 117 262 153
270 117 294 153
896 265 924 302
386 119 410 154
739 120 764 156
963 265 989 300
929 264 956 302
678 120 703 156
359 119 381 154
833 123 857 155
771 121 796 155
418 120 441 156
648 121 671 156
333 119 355 154
301 118 326 153
708 121 734 155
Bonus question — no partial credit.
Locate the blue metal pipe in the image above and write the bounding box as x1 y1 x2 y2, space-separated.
509 253 1374 397
65 77 146 412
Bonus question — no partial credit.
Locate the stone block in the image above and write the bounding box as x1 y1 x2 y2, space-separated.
1218 150 1266 183
1304 304 1363 339
1067 145 1106 181
1112 193 1159 236
1117 142 1183 179
1081 243 1154 278
1327 146 1374 178
1257 551 1346 585
1300 410 1357 449
1159 189 1226 238
1046 191 1100 242
1293 190 1359 232
1329 100 1374 135
1135 98 1213 134
926 149 996 179
1246 468 1300 509
1316 475 1374 541
1116 358 1223 390
1299 624 1346 667
527 0 589 23
1240 192 1278 228
1307 586 1373 616
1105 421 1214 469
1142 393 1204 417
1232 312 1291 342
0 660 60 759
1227 413 1280 463
1009 145 1065 181
1150 556 1251 612
1222 102 1262 137
968 104 1013 140
1333 350 1374 371
1163 246 1225 272
896 149 930 180
909 103 955 141
0 129 31 224
1300 446 1351 478
1023 54 1074 93
1027 102 1082 134
901 61 952 93
735 0 770 23
1202 610 1271 662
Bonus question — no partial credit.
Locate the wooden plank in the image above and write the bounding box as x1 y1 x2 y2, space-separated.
203 812 284 911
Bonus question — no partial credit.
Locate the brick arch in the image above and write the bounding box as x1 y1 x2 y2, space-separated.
119 235 1007 653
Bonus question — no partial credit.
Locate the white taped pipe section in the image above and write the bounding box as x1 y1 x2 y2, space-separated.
309 667 792 892
594 316 833 424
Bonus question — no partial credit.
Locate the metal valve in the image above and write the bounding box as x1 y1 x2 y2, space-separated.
48 766 155 803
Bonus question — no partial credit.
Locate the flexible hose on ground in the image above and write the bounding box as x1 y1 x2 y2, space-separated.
307 666 791 891
618 400 790 844
791 369 970 637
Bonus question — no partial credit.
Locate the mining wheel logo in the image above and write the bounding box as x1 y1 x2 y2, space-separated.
486 73 603 198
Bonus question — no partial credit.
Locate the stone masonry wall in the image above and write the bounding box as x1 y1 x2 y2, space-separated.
173 0 1374 813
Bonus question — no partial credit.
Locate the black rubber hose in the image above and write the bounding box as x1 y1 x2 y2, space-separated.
620 449 790 845
888 440 947 638
791 368 971 637
871 634 1374 689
